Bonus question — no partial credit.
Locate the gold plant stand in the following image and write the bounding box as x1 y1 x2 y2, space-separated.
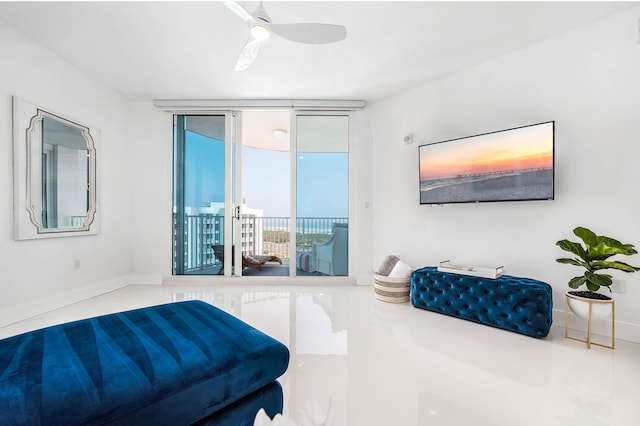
565 293 615 350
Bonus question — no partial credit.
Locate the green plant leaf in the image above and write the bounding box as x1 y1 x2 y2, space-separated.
591 260 640 272
585 271 612 287
586 281 601 292
622 243 638 253
600 236 637 254
574 227 598 250
568 275 587 289
556 240 586 259
588 242 634 259
556 257 585 267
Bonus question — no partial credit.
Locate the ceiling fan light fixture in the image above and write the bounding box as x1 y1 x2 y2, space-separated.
250 24 270 41
225 1 346 71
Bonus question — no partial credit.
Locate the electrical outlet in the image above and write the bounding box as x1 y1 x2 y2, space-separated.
611 279 625 293
74 259 81 270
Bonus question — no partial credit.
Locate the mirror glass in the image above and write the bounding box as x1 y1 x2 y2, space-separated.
40 115 91 229
13 96 99 240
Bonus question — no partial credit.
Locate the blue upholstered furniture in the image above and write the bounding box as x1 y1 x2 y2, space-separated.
411 267 552 338
0 300 289 425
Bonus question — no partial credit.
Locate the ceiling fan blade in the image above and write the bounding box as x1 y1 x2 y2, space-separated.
268 23 346 44
235 37 262 71
224 1 257 26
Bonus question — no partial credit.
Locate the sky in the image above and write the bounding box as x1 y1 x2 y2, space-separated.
419 122 554 181
183 131 348 218
184 131 225 208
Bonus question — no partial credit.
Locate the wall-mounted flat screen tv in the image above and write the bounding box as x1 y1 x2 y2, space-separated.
419 121 554 204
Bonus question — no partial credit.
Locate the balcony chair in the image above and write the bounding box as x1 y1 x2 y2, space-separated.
211 245 282 271
312 223 348 276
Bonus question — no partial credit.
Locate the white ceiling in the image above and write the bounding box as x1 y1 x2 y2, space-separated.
0 1 635 103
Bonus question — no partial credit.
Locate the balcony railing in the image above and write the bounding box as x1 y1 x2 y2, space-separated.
173 214 347 274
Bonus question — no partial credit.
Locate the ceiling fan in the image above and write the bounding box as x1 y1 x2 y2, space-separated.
224 1 347 71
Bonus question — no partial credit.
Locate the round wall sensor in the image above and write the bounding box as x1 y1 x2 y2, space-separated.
403 134 414 145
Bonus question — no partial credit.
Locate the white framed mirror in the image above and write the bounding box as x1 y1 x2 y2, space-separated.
13 97 100 240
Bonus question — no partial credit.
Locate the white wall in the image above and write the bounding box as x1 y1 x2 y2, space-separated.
350 111 374 284
0 21 134 324
366 7 640 339
128 102 173 283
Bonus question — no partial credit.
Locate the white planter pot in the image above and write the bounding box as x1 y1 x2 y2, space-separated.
566 291 613 320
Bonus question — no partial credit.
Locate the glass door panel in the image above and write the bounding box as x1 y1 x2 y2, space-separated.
173 115 228 275
240 110 291 277
295 114 349 276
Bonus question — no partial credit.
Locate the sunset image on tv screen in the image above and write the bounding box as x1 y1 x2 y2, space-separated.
419 121 554 204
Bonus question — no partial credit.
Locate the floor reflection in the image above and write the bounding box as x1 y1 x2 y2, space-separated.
2 284 640 425
174 288 349 424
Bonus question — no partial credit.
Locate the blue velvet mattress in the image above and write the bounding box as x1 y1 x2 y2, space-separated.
0 300 289 425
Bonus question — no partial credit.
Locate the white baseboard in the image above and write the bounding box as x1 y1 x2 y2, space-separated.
553 308 640 344
0 276 130 328
356 274 374 285
127 274 163 285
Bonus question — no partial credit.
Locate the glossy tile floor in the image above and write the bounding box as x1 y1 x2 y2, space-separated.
1 284 640 426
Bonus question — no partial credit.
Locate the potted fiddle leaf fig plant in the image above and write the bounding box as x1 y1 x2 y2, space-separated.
556 226 640 319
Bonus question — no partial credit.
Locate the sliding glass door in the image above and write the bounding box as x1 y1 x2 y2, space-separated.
173 110 350 278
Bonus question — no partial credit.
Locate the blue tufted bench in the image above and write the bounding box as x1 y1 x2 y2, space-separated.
0 300 289 425
411 267 552 338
